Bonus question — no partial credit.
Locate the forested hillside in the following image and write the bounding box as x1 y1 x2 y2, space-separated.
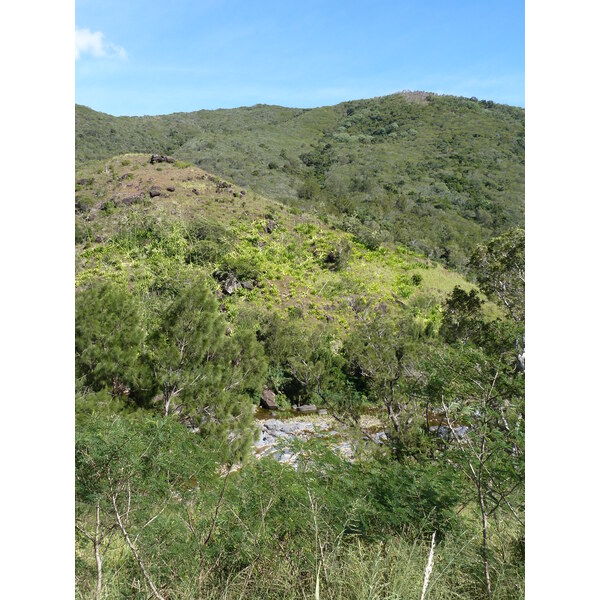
76 92 524 268
75 148 525 599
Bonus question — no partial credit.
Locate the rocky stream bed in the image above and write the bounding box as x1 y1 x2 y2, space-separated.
251 407 387 466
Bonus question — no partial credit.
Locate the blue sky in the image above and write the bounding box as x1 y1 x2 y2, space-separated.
75 0 524 116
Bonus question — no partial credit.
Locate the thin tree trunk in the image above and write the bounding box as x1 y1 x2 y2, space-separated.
110 491 165 600
478 480 492 599
386 381 401 434
473 435 492 600
94 501 103 599
164 386 172 416
204 467 231 546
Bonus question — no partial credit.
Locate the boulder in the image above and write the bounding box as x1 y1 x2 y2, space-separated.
120 195 142 206
149 186 162 198
297 404 317 414
166 186 175 192
260 389 278 410
222 275 240 295
241 280 254 290
150 154 175 164
317 409 328 415
191 188 200 195
429 425 468 441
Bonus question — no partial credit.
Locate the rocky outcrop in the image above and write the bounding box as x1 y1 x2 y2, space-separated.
260 389 278 410
120 195 142 206
222 275 241 295
429 425 468 440
150 154 175 164
252 412 386 465
216 181 232 192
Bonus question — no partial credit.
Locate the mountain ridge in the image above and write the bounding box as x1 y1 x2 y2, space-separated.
76 92 524 269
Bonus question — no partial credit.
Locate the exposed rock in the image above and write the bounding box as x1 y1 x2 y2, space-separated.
149 187 162 198
192 188 200 195
297 404 317 414
166 186 175 192
222 275 240 295
260 389 278 410
120 195 142 206
264 219 277 234
333 441 353 459
429 425 469 440
318 409 328 415
150 154 175 164
263 419 315 436
239 190 246 196
76 178 92 186
241 280 255 290
252 413 386 464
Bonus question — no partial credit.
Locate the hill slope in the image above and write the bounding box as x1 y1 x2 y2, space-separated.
75 153 486 337
76 92 524 268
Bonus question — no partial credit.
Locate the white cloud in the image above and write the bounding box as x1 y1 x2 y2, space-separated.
75 28 126 60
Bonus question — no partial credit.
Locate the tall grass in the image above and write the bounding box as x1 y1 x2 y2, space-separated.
76 526 524 599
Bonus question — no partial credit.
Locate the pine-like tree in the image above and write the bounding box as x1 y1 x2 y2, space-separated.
75 280 144 395
147 279 225 417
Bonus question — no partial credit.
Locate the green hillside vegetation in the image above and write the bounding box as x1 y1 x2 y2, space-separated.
76 92 524 269
75 151 524 599
76 153 485 332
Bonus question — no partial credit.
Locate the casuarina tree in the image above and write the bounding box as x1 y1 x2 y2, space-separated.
75 280 144 395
